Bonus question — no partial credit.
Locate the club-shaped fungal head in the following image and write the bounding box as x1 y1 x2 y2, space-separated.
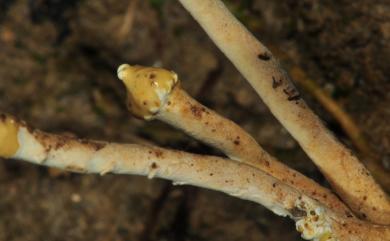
0 114 20 158
117 64 179 120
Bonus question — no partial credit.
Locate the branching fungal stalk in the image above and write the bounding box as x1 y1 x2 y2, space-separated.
0 113 389 240
117 64 350 215
178 0 390 225
1 0 389 240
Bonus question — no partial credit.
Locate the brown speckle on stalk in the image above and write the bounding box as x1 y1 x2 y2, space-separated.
257 52 271 61
345 211 354 218
283 87 301 101
79 139 106 151
289 207 307 218
190 105 207 118
154 150 163 158
150 162 158 169
272 76 283 89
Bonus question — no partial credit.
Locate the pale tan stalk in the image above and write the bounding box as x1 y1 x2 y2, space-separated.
1 113 389 240
178 0 390 224
117 64 350 214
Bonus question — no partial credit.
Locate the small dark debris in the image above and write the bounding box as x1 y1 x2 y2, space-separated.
257 52 271 61
289 207 307 218
345 211 354 218
272 77 283 89
283 87 301 101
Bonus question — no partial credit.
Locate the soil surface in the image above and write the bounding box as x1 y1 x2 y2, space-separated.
0 0 389 240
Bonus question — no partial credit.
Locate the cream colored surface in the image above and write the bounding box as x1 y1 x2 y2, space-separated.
117 64 178 119
5 117 388 240
178 0 390 224
0 115 20 157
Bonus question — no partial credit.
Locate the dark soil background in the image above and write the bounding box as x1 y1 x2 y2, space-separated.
0 0 389 240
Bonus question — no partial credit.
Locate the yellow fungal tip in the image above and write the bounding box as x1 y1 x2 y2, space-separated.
0 114 20 158
117 64 179 119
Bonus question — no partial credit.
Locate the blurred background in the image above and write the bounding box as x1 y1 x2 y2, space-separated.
0 0 389 240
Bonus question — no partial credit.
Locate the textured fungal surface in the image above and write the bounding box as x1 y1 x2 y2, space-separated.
118 64 178 119
0 0 389 240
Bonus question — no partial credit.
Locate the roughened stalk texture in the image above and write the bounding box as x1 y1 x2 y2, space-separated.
1 114 389 240
117 63 350 215
178 0 390 224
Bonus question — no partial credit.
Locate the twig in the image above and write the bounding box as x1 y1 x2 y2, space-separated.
117 0 139 44
178 0 390 224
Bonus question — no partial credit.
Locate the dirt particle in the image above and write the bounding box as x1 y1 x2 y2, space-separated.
345 211 353 218
272 76 283 89
257 52 271 61
289 207 307 218
233 140 240 145
150 162 158 169
283 87 301 101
